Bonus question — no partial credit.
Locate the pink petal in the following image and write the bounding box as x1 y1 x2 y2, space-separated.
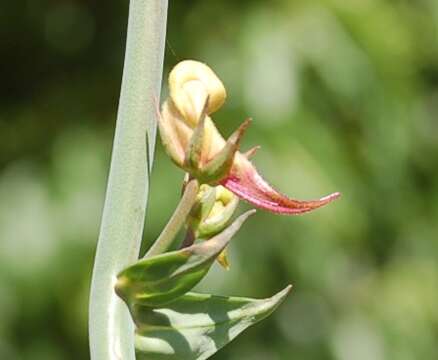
220 156 340 215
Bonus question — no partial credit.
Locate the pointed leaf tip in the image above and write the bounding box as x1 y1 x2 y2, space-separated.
134 285 291 360
269 284 293 305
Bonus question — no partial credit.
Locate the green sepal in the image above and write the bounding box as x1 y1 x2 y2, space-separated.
134 286 292 360
115 210 255 307
199 118 251 184
184 97 209 171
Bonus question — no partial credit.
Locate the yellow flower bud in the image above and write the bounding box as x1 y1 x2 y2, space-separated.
168 60 226 127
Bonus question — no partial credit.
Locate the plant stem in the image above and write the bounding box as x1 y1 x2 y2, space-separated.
89 1 168 360
145 179 199 257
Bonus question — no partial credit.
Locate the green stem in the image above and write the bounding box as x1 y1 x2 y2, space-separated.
145 179 199 257
89 1 168 359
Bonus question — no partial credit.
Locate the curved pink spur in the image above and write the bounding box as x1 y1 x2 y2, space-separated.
220 156 340 215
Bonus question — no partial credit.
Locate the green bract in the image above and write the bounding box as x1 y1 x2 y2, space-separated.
134 286 292 360
115 210 255 308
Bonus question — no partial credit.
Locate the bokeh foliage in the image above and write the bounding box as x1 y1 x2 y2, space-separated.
1 0 438 359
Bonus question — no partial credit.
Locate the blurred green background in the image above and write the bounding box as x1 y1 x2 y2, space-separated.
1 0 438 359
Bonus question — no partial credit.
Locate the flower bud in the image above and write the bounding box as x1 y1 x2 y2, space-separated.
187 184 239 269
169 60 226 127
191 185 239 239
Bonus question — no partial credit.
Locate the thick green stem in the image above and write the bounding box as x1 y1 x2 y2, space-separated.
145 179 199 257
89 1 168 359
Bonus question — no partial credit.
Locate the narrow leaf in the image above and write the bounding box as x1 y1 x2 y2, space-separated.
134 286 292 360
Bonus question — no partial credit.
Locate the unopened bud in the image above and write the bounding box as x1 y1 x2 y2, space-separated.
169 60 226 127
195 186 239 238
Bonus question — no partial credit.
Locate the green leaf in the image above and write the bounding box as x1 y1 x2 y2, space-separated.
115 210 255 307
134 286 292 360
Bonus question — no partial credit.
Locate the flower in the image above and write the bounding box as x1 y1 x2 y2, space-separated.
158 60 340 215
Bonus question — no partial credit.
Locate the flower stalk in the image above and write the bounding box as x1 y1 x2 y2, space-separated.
145 179 199 258
88 1 168 360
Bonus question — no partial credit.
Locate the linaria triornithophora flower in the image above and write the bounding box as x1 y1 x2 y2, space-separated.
158 60 340 214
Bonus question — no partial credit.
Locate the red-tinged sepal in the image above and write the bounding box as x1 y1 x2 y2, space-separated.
221 156 340 215
199 118 251 184
243 145 260 159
